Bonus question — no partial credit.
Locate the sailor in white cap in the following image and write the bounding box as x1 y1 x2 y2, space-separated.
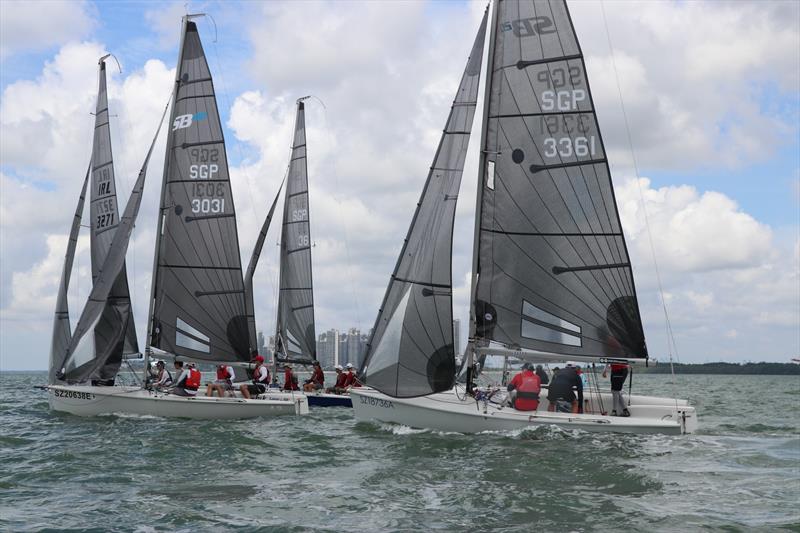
327 364 347 393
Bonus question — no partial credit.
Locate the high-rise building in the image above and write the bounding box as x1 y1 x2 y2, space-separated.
452 319 461 356
316 329 339 369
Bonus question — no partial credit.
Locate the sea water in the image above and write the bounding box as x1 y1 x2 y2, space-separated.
1 372 798 532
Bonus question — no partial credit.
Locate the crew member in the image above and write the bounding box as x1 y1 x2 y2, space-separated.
603 362 631 416
206 364 236 398
343 363 357 388
547 364 583 413
506 363 541 411
241 355 269 399
303 361 325 392
535 364 549 385
153 360 173 390
172 361 201 397
326 365 347 394
283 364 299 391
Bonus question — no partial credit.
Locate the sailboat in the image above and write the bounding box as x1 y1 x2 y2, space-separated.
46 16 308 418
351 0 697 435
265 99 351 408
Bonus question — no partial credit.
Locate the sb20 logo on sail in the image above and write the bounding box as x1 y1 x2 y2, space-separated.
173 111 208 131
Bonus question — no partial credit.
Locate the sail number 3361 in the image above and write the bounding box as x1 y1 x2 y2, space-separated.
543 136 595 158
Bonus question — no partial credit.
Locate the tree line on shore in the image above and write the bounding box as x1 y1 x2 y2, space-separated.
639 362 800 375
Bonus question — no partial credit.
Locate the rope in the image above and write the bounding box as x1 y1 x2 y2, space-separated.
600 1 680 405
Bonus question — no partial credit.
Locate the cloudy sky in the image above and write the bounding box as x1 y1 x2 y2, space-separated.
1 0 798 371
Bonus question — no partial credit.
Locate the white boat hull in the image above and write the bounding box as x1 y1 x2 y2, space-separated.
351 387 697 435
47 385 309 419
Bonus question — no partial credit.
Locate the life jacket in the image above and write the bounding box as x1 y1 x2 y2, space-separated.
343 372 355 387
513 371 540 411
253 366 269 384
216 367 231 380
312 367 324 385
185 367 201 390
334 373 346 388
610 363 628 373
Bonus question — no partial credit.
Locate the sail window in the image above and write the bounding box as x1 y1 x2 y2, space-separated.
521 300 581 346
175 317 210 353
486 161 495 190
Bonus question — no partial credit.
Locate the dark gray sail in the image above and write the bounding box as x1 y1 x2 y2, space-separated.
244 180 283 353
275 100 316 363
89 57 139 381
359 10 488 398
472 0 647 359
148 20 250 363
57 100 169 383
48 166 90 385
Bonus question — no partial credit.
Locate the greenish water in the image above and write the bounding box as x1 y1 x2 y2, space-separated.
1 372 798 532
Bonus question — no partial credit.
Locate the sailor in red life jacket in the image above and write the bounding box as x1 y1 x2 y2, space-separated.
303 361 325 392
206 363 236 398
325 365 347 394
283 364 299 391
342 363 362 388
506 363 541 411
240 354 269 399
172 361 201 397
602 362 631 416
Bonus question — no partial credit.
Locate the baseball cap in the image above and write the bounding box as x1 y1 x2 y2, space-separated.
345 363 354 369
251 354 265 363
335 365 343 370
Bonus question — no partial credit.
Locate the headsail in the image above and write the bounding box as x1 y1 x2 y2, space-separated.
148 19 250 363
275 100 316 363
48 166 90 385
56 99 169 383
471 0 647 359
89 56 139 381
359 10 488 398
244 180 284 353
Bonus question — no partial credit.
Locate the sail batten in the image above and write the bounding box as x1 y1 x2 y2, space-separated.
359 10 489 398
148 19 250 363
275 101 317 362
472 0 647 359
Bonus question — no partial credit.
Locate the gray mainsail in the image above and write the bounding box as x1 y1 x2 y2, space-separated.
89 57 139 381
244 180 284 353
48 166 90 385
148 19 250 363
359 10 488 398
57 100 169 383
471 0 647 359
275 100 316 363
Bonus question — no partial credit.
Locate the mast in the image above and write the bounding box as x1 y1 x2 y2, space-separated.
465 0 500 386
144 15 191 381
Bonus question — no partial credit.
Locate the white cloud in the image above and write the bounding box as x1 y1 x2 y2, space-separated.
0 0 96 59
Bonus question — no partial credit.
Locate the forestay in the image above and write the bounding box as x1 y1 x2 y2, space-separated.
472 0 647 360
359 10 488 398
275 100 316 363
48 167 90 385
149 20 250 363
89 57 139 381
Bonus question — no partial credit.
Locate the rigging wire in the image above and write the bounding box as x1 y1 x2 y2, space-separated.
599 1 680 404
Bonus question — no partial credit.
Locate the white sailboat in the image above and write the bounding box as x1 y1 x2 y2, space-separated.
47 15 308 418
351 0 697 435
